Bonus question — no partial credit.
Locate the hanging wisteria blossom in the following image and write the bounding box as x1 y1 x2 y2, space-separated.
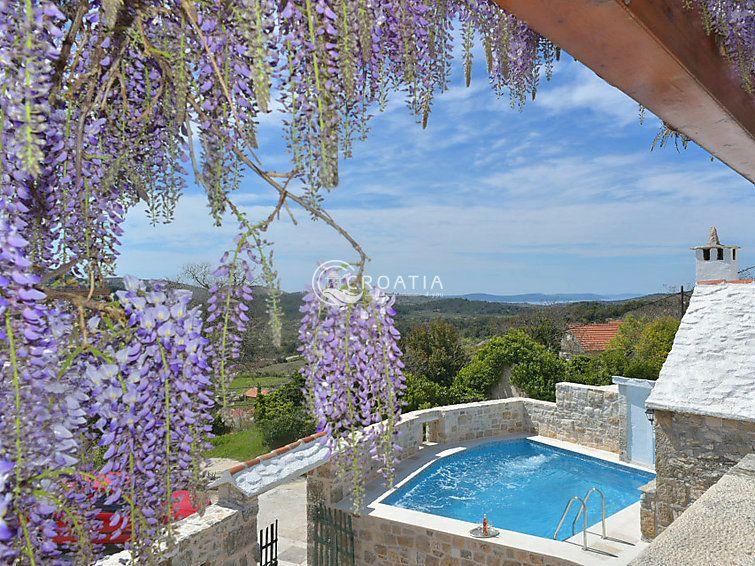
299 281 405 511
686 0 755 91
1 0 751 561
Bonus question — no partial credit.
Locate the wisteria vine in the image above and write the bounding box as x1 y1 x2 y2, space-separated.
0 0 751 562
299 281 405 512
686 0 754 92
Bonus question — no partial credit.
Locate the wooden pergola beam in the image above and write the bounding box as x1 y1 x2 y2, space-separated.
494 0 755 183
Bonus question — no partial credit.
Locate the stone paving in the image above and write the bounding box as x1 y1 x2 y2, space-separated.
258 476 309 566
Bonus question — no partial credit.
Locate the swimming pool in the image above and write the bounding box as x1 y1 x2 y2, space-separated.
383 439 654 540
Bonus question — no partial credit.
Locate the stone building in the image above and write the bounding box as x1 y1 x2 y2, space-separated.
639 228 755 539
559 321 621 359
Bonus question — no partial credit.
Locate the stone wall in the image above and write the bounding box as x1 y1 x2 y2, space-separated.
97 485 259 566
421 383 620 453
489 366 526 400
524 383 620 453
640 410 755 539
351 513 579 566
632 454 755 565
425 399 528 444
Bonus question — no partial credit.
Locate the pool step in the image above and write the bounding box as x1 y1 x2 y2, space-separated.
564 527 639 562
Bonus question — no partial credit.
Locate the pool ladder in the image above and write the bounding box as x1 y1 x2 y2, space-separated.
553 487 607 551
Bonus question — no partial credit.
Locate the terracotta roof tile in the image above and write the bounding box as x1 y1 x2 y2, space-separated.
567 321 622 353
244 387 270 398
697 279 754 285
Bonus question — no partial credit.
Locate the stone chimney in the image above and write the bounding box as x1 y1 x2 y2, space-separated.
691 227 740 282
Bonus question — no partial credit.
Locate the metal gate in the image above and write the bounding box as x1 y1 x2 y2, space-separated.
259 519 278 566
312 503 355 566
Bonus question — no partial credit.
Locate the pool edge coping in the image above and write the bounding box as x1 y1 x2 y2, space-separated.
349 433 653 565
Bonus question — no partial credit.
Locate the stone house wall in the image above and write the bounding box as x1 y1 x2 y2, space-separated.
631 454 755 566
558 330 586 360
639 410 755 539
97 485 259 566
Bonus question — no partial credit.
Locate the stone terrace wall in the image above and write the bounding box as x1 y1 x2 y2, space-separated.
424 383 620 454
640 410 755 539
425 398 528 444
524 383 620 453
97 486 258 566
352 513 579 566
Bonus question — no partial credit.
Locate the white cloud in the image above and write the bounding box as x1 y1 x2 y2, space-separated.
117 58 754 295
535 64 643 127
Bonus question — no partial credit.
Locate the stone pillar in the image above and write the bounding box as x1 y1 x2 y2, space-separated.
306 462 346 564
217 483 260 565
639 480 658 540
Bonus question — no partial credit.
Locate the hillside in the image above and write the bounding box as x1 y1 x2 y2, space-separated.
106 277 686 364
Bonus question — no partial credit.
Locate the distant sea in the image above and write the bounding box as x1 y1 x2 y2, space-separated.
453 292 643 305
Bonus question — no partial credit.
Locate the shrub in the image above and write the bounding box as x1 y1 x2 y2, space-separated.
403 319 468 386
211 412 233 436
510 349 567 401
402 373 460 411
255 373 316 448
257 402 316 448
564 355 612 386
255 373 307 420
601 316 680 380
454 330 543 397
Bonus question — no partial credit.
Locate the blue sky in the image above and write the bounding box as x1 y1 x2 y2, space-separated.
119 53 755 296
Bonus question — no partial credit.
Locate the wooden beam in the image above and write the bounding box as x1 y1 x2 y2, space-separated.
494 0 755 183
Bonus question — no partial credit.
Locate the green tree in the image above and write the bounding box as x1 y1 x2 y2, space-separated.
403 319 469 386
256 402 316 448
510 349 567 402
564 355 612 386
523 319 563 352
453 330 548 401
600 316 680 380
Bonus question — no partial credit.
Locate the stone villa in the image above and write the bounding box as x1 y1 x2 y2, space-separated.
99 229 755 565
639 228 755 543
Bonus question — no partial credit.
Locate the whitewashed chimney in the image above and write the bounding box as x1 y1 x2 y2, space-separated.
692 227 740 282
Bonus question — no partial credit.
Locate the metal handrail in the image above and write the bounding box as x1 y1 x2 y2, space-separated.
572 487 607 540
553 496 588 550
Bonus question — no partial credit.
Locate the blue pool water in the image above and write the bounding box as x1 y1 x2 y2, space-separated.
383 439 654 540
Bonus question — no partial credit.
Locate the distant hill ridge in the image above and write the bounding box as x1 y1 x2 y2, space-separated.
455 292 642 305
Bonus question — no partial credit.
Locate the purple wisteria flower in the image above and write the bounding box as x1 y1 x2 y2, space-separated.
0 461 13 543
2 0 747 561
299 282 406 511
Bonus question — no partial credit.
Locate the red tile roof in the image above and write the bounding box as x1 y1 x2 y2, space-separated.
244 387 270 398
567 321 622 353
228 431 327 475
697 279 754 285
